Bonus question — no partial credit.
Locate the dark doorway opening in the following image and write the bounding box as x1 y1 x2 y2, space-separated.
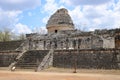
55 30 58 33
115 35 120 49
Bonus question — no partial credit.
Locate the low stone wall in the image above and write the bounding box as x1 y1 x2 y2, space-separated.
0 40 23 51
0 49 120 69
0 51 21 67
53 49 120 69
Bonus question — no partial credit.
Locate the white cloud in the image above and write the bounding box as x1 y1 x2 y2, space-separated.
41 0 120 31
42 16 49 24
0 8 22 30
0 0 41 34
12 23 32 34
43 0 58 14
43 0 66 14
41 0 59 26
0 0 41 10
33 26 47 34
0 0 120 35
60 0 71 6
83 6 105 19
68 0 120 31
61 0 111 6
42 0 120 31
69 6 90 31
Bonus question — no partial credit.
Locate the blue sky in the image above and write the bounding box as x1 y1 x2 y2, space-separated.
0 0 120 34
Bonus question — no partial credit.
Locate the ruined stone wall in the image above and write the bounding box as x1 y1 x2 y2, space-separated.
101 34 115 48
53 49 120 69
47 25 74 33
0 40 23 51
27 34 115 50
0 49 120 69
115 35 120 49
76 36 92 49
25 28 120 50
46 8 74 33
0 51 20 67
91 36 103 49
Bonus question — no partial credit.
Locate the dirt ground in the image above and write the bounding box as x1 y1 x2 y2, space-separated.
0 70 120 80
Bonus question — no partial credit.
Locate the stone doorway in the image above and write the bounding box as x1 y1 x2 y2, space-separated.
55 30 58 33
115 35 120 49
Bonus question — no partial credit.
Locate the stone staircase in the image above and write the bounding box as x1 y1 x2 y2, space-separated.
15 50 39 69
9 49 54 71
37 49 54 71
13 50 49 70
9 50 27 70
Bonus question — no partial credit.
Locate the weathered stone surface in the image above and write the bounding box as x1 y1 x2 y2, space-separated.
16 50 49 69
46 8 74 33
0 40 24 51
0 51 20 67
37 49 54 71
53 49 120 69
0 49 120 69
0 8 120 70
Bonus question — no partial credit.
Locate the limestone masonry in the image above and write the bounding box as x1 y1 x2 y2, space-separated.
0 8 120 70
46 8 74 33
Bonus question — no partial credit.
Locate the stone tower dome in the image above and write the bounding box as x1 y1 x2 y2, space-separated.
46 8 74 33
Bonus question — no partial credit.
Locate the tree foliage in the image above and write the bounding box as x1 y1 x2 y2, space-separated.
18 34 26 40
0 29 11 42
0 29 26 42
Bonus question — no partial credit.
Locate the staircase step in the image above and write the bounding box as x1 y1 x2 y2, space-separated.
37 49 54 71
10 50 50 70
17 65 37 67
17 63 37 65
17 67 36 69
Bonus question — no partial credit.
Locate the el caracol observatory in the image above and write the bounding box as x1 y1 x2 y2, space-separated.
0 8 120 71
46 8 74 33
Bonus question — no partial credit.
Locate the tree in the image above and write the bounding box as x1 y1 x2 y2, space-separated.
0 28 26 42
10 33 26 40
75 23 87 31
19 34 26 40
0 31 3 41
33 27 47 34
0 29 11 42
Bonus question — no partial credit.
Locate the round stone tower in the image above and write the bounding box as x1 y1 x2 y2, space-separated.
46 8 74 33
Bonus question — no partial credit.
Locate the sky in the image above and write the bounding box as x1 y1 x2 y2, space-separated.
0 0 120 34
